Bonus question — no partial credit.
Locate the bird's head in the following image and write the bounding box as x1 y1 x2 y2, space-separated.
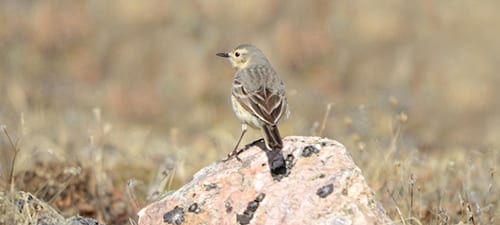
216 44 269 69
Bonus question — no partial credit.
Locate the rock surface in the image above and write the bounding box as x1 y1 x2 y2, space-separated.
0 191 103 225
138 136 392 225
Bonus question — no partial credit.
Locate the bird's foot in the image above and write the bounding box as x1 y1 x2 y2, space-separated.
222 138 265 162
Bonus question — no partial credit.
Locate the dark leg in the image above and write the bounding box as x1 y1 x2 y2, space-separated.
223 124 248 162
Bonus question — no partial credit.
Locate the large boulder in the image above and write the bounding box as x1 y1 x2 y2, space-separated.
138 136 392 225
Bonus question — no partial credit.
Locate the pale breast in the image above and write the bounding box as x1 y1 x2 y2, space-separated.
231 95 261 128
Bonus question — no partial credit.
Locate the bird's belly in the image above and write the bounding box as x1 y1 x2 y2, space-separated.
231 96 261 128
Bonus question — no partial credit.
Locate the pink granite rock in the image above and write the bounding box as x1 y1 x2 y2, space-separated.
138 136 392 225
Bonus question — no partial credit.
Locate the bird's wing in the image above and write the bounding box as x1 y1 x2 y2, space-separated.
232 67 287 126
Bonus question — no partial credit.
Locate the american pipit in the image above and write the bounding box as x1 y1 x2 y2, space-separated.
216 44 289 162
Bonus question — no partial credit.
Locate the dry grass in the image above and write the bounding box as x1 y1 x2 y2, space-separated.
0 1 499 224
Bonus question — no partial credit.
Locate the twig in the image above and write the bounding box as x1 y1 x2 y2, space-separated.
126 179 141 213
2 126 21 192
388 189 407 225
318 103 333 137
408 174 416 218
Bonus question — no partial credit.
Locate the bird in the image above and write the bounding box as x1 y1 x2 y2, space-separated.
216 44 289 162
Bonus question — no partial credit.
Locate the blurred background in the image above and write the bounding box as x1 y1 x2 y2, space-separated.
0 1 498 224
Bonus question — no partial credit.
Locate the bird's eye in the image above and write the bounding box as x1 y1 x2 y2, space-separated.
234 52 240 57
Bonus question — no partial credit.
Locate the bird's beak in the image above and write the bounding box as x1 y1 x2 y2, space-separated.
216 52 230 58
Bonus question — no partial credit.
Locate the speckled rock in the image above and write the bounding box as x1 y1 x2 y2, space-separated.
138 136 392 225
0 191 103 225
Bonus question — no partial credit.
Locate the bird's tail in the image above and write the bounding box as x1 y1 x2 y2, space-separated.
262 125 283 150
262 125 286 179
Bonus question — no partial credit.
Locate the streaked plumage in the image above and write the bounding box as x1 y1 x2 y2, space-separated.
217 44 289 158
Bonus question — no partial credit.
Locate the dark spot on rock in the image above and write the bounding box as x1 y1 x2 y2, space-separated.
342 188 348 196
33 202 43 211
163 206 185 225
319 173 326 178
320 141 328 147
14 199 25 211
317 183 334 198
27 194 33 202
284 154 295 176
247 201 259 213
188 202 201 213
302 145 319 157
286 154 295 167
255 193 266 202
237 213 252 225
225 201 233 213
204 183 218 191
302 147 313 157
237 197 264 224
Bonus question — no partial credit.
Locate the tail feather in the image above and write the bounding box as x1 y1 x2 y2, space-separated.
262 125 283 150
262 125 286 179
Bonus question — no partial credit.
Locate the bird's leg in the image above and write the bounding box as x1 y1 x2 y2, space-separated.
223 124 248 162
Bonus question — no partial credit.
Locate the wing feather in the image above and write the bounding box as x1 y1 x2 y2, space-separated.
232 65 287 126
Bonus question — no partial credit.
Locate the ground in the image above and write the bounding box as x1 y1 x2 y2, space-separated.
0 1 499 224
